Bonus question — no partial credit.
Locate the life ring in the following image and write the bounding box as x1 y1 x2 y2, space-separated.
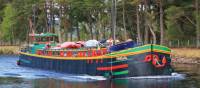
144 54 153 62
144 54 167 68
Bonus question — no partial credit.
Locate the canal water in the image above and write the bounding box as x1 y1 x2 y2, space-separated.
0 55 199 88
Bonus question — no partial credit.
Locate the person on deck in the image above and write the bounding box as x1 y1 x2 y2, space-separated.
45 43 51 49
106 37 120 46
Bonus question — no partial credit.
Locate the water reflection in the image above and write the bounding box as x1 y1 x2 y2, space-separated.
0 56 200 88
113 79 182 88
0 77 32 88
31 78 108 88
30 78 186 88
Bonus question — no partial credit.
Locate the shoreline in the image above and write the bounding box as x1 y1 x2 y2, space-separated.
0 46 19 55
172 56 200 64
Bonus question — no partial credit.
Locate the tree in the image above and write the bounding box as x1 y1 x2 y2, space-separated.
0 0 199 47
132 0 142 43
0 4 15 42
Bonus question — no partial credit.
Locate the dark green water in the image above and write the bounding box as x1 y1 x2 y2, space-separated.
0 56 199 88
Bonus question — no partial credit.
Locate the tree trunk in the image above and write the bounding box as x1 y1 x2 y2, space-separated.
122 0 127 40
70 30 73 41
103 25 106 39
76 22 80 41
51 1 55 33
148 24 156 44
28 17 34 34
50 0 53 33
196 0 200 48
160 0 164 45
44 2 49 32
144 24 149 44
144 0 149 44
84 23 90 40
136 5 142 43
99 20 103 40
88 14 94 39
58 4 63 43
97 19 103 40
89 23 93 39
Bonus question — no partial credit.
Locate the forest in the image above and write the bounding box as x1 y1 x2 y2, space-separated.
0 0 199 48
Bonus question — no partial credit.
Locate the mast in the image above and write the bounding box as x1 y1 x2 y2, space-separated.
110 0 117 79
111 0 117 45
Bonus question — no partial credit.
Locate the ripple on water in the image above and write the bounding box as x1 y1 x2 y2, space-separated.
3 73 21 77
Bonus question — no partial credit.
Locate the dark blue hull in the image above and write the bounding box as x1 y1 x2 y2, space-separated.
19 54 113 76
18 51 173 79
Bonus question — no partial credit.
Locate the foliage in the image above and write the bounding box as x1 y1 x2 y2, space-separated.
0 4 15 41
0 0 199 46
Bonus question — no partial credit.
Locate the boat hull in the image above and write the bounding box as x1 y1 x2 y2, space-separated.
18 44 174 79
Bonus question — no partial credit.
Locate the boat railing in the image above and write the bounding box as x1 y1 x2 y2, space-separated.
20 45 31 53
36 48 108 57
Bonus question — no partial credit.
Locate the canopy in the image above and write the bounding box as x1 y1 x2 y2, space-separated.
29 33 58 37
84 40 99 47
60 42 82 48
60 42 75 48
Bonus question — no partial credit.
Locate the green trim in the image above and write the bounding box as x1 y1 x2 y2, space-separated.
33 33 58 37
113 70 129 76
109 45 151 55
107 44 171 56
152 45 171 52
109 60 126 63
151 44 171 51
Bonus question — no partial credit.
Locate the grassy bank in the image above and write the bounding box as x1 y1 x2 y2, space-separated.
172 48 200 59
172 48 200 64
0 46 19 55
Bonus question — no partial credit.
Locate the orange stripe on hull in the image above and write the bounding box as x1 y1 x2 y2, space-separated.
97 64 128 71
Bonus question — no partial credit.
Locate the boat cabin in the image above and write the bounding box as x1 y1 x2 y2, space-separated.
28 33 58 54
29 33 58 44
